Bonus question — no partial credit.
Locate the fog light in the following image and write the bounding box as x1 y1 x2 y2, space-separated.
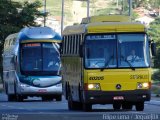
137 82 150 89
137 83 143 89
20 83 28 87
87 83 100 90
142 95 147 98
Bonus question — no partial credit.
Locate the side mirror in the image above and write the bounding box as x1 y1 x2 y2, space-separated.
79 44 83 57
151 42 156 56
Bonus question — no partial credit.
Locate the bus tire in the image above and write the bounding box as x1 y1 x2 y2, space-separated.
136 102 144 111
122 102 133 110
56 95 62 101
8 95 16 102
113 102 121 110
4 82 8 94
82 103 92 112
68 91 74 110
67 88 82 110
42 96 53 101
17 95 24 102
65 83 68 100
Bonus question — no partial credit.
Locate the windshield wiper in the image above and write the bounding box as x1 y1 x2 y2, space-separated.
121 56 135 71
98 56 114 71
105 55 114 68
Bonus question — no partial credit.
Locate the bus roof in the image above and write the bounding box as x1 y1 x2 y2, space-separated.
87 22 146 33
62 22 145 35
62 15 146 35
62 24 86 36
5 33 18 40
18 27 62 43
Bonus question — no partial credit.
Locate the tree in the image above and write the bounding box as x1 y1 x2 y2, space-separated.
0 0 43 79
148 17 160 68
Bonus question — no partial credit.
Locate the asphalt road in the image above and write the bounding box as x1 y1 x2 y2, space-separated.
0 93 160 120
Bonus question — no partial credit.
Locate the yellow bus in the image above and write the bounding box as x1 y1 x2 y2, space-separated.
61 15 156 111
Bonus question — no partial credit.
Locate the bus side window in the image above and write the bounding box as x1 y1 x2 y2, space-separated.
62 36 65 54
12 38 16 45
66 36 69 54
9 39 12 47
5 39 9 51
75 35 80 55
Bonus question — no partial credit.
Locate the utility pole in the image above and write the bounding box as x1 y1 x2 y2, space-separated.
116 0 119 8
87 0 90 18
43 0 46 27
129 0 132 17
61 0 64 35
159 5 160 16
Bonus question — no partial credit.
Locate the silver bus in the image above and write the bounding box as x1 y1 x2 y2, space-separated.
2 27 62 101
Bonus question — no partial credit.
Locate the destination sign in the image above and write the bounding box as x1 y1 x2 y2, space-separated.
86 35 116 40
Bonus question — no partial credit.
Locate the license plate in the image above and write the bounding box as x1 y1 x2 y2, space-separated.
113 96 124 100
38 89 47 92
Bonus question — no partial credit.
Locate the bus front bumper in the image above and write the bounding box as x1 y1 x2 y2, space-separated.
16 83 62 96
83 89 151 104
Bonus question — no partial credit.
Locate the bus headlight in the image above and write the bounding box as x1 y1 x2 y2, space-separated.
88 84 94 89
137 82 150 89
142 83 149 88
20 83 29 87
87 83 101 90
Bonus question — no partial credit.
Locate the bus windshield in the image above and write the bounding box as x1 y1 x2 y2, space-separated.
21 43 61 75
85 34 150 69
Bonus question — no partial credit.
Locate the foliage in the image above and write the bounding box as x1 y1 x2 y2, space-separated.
152 69 160 81
0 0 43 78
148 17 160 68
131 11 139 21
0 0 42 43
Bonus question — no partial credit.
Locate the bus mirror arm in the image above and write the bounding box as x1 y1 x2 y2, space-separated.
79 44 83 57
151 42 156 56
59 43 63 55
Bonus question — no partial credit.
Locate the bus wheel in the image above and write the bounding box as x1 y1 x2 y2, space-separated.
113 102 121 110
136 102 144 111
55 95 62 101
42 96 53 101
82 103 92 112
122 102 133 110
68 92 74 110
8 95 16 102
68 91 78 110
17 95 24 102
68 91 82 110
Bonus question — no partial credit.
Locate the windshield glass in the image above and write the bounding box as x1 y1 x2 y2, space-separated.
85 34 150 69
21 43 61 75
85 35 117 68
118 34 150 68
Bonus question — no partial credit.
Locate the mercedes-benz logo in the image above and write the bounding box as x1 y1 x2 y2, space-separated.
116 84 121 89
